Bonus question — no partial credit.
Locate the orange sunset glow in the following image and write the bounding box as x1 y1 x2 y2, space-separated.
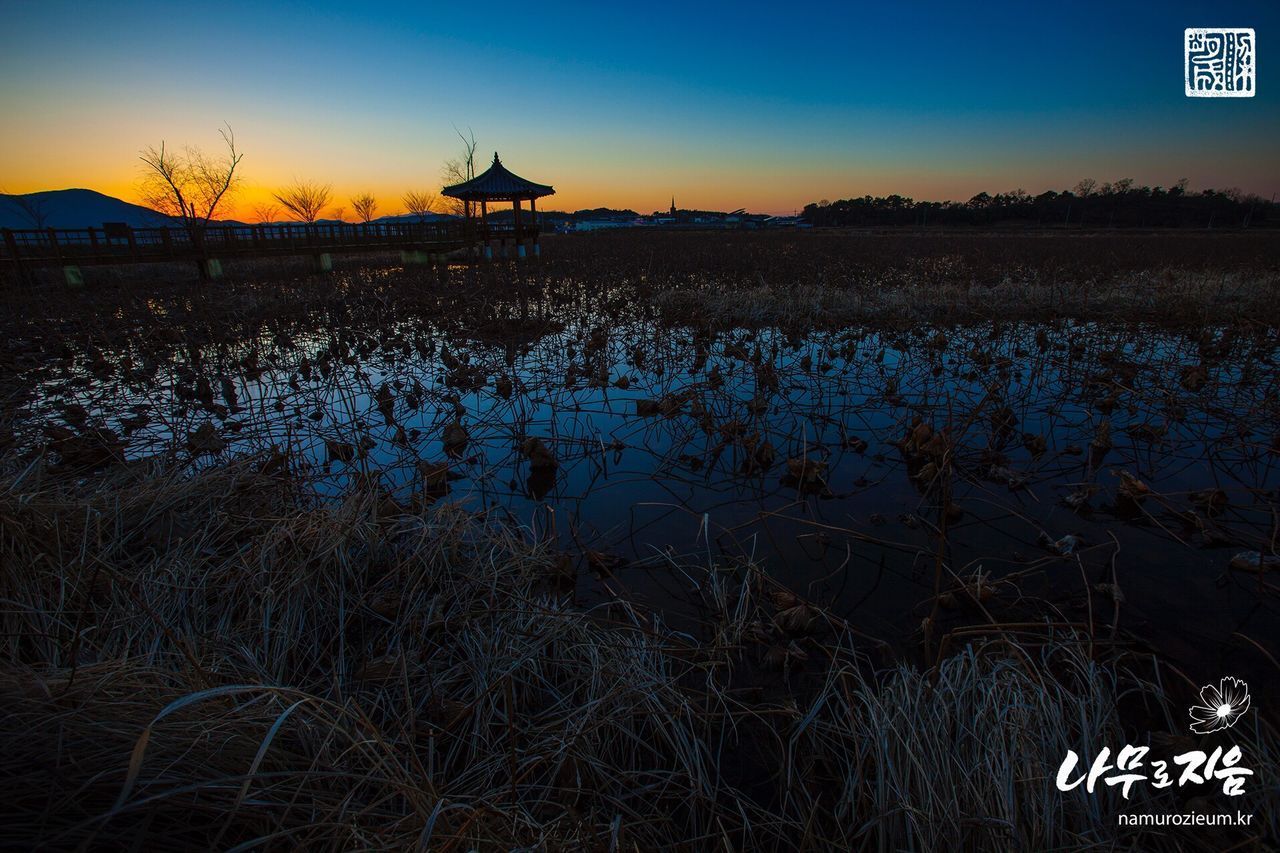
3 3 1277 218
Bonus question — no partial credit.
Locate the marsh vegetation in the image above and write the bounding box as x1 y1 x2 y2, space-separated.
2 231 1278 849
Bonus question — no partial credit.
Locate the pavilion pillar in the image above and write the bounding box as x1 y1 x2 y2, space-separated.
464 200 473 257
513 199 525 258
530 197 540 257
481 201 491 260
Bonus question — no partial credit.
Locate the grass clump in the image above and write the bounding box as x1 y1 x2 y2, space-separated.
0 452 1275 850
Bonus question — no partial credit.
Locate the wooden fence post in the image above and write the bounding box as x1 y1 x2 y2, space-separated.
2 229 29 284
3 229 20 262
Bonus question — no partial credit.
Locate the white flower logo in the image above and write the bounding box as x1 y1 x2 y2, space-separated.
1189 676 1251 734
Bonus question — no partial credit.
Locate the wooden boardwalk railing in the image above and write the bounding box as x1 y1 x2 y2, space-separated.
0 220 539 270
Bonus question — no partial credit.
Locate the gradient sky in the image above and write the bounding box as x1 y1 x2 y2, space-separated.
1 0 1277 216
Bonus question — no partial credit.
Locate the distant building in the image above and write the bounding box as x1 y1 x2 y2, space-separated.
574 219 635 232
560 202 799 233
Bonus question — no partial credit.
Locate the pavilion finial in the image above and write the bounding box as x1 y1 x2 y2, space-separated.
493 151 501 164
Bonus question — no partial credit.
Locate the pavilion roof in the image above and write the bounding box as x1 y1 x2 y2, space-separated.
441 152 555 201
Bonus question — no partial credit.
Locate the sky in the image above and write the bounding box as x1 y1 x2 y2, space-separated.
1 0 1277 217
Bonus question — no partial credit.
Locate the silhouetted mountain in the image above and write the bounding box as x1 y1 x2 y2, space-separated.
0 191 465 230
0 189 177 229
483 208 573 226
368 212 456 224
571 207 639 221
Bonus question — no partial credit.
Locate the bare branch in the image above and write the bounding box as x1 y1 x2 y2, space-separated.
273 181 332 223
402 191 437 222
351 192 378 223
138 124 243 240
440 126 478 216
250 203 280 224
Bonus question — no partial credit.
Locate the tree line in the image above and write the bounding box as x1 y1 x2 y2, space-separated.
803 179 1276 228
133 124 473 246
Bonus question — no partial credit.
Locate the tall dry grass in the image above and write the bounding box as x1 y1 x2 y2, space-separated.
1 451 1275 850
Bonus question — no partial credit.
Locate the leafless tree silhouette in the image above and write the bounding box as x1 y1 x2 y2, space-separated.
441 127 477 216
1 188 51 228
273 181 332 223
402 191 437 222
138 123 243 242
330 206 346 223
250 203 280 224
351 193 378 223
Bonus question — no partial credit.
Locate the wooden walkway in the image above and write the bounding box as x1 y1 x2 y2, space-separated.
0 220 538 271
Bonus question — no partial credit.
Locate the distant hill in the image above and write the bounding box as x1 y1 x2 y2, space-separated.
484 208 574 226
571 207 639 221
0 189 177 229
249 213 458 226
0 189 494 230
368 212 457 225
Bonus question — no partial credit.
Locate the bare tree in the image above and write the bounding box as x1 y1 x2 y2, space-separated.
273 181 332 223
250 202 280 224
351 192 378 223
402 190 438 222
330 206 346 223
138 123 243 242
1 188 50 228
440 126 478 216
1071 178 1097 226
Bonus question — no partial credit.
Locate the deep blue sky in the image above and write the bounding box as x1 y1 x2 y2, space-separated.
1 0 1276 214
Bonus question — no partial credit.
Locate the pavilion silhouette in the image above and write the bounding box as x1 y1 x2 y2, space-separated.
442 152 555 259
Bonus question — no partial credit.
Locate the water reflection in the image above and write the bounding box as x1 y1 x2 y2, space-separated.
15 285 1280 687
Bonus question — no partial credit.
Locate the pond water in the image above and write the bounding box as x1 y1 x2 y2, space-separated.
16 292 1280 693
